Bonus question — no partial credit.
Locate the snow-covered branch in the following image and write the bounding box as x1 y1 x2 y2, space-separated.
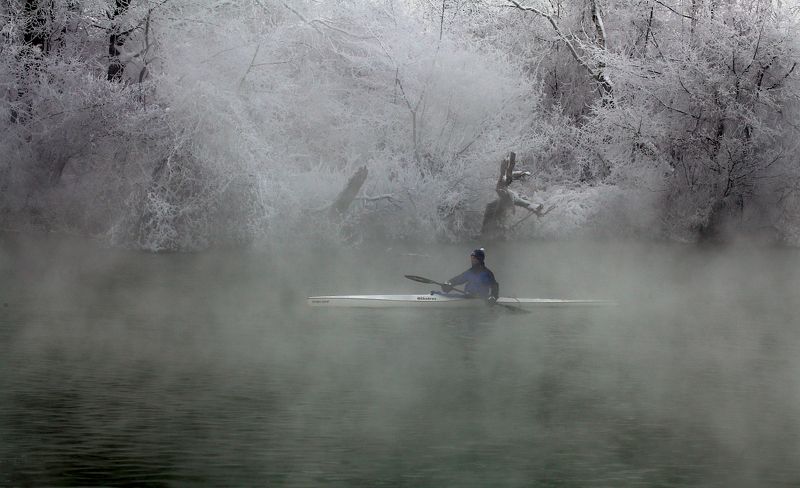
504 0 612 99
508 188 544 213
355 194 397 203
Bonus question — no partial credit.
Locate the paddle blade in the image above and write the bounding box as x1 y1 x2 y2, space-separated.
404 275 439 285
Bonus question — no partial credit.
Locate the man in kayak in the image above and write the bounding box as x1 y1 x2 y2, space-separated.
441 248 499 306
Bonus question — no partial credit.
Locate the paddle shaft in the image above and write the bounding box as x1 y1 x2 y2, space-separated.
404 275 466 295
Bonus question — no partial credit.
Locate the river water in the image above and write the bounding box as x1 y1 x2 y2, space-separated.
1 234 799 486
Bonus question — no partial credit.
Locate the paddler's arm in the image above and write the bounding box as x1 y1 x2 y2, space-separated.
490 281 499 300
487 271 499 305
442 271 468 292
448 271 469 286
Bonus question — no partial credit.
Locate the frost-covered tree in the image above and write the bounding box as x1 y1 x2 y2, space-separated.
577 0 800 241
1 0 798 248
473 0 800 242
1 0 540 248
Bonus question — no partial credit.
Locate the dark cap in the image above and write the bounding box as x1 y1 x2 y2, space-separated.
470 248 485 262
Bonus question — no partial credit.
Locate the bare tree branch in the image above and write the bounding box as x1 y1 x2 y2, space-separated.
767 62 797 90
650 0 694 19
239 42 261 90
279 2 323 34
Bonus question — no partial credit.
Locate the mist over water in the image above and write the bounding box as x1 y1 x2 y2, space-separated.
1 233 799 486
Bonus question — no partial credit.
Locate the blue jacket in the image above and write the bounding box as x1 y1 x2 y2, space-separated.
449 265 499 299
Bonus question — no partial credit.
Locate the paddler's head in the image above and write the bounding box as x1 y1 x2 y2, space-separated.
470 248 485 266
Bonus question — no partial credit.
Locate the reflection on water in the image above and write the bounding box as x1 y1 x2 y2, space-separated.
1 234 799 486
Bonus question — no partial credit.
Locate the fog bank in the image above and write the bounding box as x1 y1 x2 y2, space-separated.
1 234 799 484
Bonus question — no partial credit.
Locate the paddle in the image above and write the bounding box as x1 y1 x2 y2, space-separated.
404 275 466 294
403 275 529 314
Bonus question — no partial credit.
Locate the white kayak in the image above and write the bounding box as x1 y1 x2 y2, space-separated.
307 294 617 308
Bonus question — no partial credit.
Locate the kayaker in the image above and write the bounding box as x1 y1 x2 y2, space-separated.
441 248 499 305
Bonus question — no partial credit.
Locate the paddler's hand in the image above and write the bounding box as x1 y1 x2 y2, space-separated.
441 282 453 292
487 296 497 307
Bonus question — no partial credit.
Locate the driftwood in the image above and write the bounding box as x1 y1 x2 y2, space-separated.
480 152 549 239
329 166 368 218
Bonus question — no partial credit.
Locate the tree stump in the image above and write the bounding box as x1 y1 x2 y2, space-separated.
480 152 547 239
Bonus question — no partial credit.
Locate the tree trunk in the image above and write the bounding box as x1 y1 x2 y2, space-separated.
23 0 52 53
107 0 132 81
589 0 613 101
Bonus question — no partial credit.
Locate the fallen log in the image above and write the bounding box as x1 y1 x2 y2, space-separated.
329 166 368 219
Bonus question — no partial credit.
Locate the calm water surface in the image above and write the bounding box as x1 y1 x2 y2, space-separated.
1 234 799 486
